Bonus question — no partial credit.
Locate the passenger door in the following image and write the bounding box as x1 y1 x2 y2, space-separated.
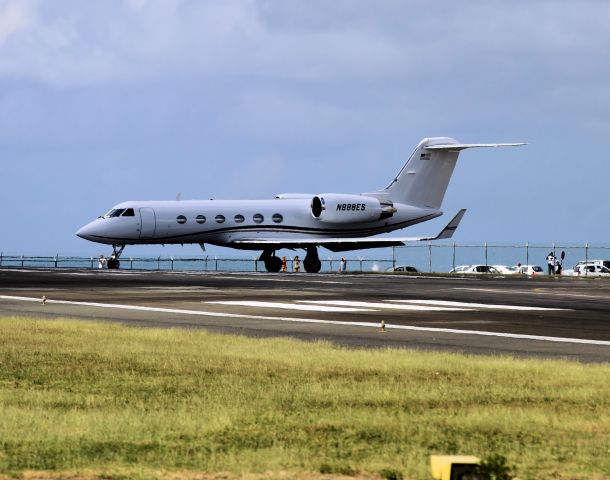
139 207 156 239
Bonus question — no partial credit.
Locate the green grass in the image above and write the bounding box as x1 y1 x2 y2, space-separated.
0 316 609 479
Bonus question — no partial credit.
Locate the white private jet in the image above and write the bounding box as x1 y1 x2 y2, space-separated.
76 137 524 272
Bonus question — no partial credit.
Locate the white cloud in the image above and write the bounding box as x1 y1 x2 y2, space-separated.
0 0 609 95
0 0 35 45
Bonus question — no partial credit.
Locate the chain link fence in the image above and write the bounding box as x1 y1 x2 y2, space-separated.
0 254 392 272
391 242 610 273
1 243 608 273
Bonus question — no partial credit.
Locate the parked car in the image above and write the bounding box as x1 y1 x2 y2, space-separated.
565 264 610 276
449 265 471 273
386 265 420 273
573 259 610 272
517 265 545 275
450 265 500 274
492 265 519 275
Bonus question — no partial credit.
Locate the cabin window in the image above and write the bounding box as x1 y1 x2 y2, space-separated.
122 208 135 217
234 214 245 223
176 215 187 224
215 214 226 223
253 213 264 224
272 213 283 223
196 215 206 224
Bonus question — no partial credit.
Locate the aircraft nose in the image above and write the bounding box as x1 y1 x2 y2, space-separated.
76 221 98 241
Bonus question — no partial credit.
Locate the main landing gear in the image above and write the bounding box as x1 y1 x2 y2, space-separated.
260 246 322 273
107 244 125 269
260 250 283 272
303 246 321 273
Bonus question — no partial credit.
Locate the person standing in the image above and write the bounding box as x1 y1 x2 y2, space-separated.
293 256 300 273
339 257 346 273
281 256 287 273
555 255 563 275
98 255 106 269
546 252 555 275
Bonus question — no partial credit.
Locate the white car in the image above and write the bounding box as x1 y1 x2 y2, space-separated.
386 265 420 273
517 265 545 276
565 264 610 276
492 265 519 275
576 259 610 270
449 265 471 273
450 265 499 274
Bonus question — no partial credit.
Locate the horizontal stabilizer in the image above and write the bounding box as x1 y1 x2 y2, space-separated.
425 208 466 240
230 209 467 252
425 143 526 152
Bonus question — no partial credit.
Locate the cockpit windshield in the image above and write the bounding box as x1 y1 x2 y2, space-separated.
103 208 126 218
122 208 135 216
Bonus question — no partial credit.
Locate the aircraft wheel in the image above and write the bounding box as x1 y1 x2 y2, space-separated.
304 258 322 273
264 256 283 273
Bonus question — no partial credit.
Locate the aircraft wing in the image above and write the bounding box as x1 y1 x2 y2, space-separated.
231 209 466 252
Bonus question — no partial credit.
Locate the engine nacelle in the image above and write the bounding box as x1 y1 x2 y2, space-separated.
311 194 393 223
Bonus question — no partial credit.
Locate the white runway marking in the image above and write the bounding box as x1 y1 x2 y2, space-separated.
389 299 569 311
1 295 609 346
297 300 468 312
454 287 609 300
40 270 353 285
206 300 372 312
205 276 352 285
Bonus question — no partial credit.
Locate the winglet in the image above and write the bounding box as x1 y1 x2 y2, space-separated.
426 209 466 240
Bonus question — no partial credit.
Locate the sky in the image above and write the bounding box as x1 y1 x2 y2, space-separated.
0 0 609 257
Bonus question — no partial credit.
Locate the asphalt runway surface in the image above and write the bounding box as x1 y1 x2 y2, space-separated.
1 268 609 362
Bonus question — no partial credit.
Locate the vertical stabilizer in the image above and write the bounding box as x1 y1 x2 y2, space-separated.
374 138 525 209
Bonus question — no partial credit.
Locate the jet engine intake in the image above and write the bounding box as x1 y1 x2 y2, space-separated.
311 194 394 223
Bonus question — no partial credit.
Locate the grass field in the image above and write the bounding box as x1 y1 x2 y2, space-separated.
0 316 609 480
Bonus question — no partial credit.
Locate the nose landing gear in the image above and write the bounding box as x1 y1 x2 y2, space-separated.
107 244 125 269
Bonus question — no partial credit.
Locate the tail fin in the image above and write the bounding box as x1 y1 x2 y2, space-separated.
376 138 525 209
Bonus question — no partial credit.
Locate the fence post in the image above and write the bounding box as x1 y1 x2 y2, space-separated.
452 242 456 271
215 256 218 271
359 257 363 272
585 243 588 274
157 256 160 270
90 256 93 269
54 254 59 268
428 242 432 273
525 242 529 267
329 258 333 272
130 257 133 270
484 241 488 267
170 256 174 271
392 246 396 270
254 258 258 272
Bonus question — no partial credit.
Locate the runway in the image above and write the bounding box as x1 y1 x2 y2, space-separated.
1 268 609 362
